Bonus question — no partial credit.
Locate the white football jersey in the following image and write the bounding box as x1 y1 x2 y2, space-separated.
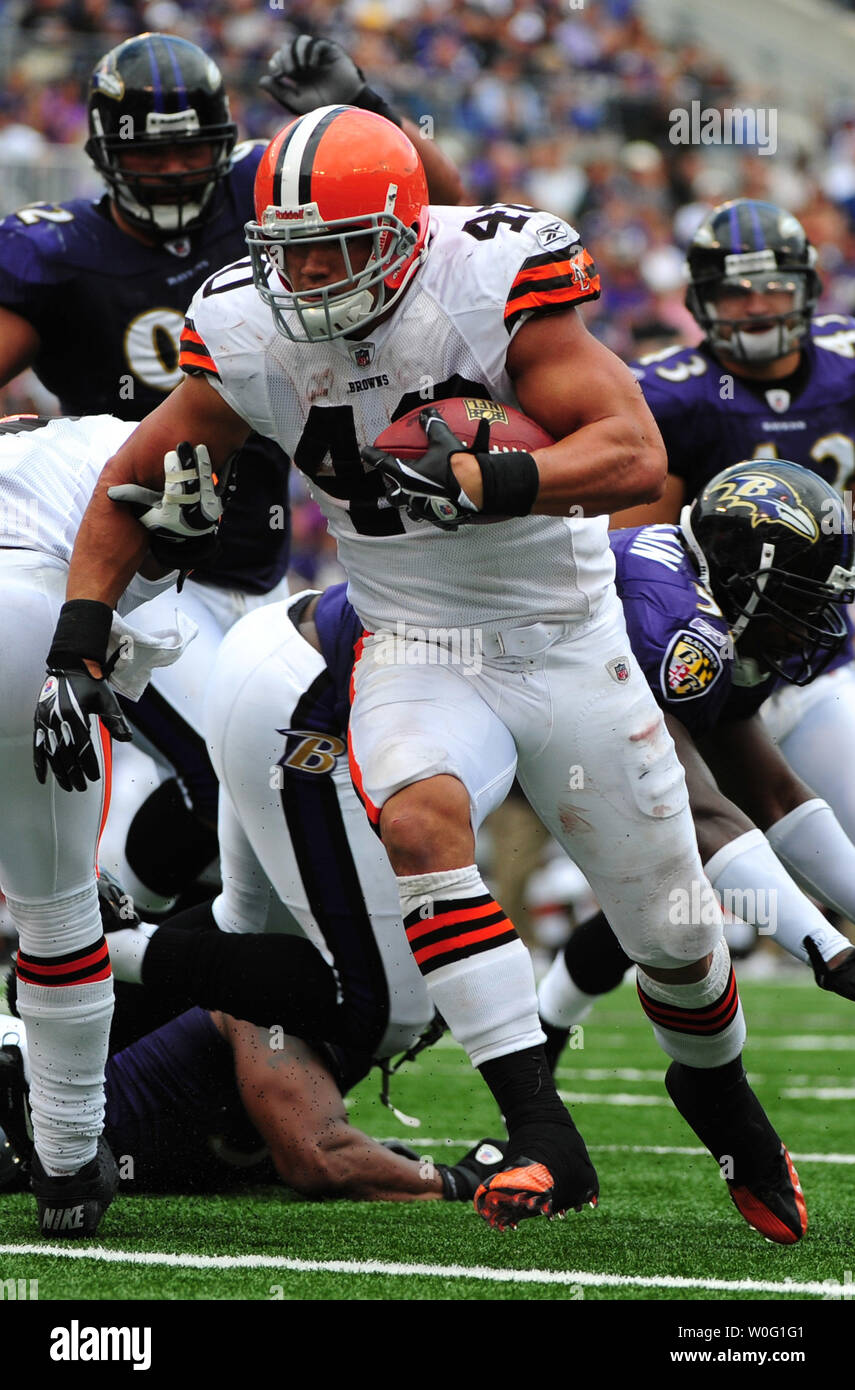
182 204 616 633
0 414 135 562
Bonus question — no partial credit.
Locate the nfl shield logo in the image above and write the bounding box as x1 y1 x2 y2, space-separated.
350 342 375 367
606 658 630 684
764 388 790 414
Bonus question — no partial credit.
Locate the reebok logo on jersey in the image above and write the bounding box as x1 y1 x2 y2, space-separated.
347 374 389 393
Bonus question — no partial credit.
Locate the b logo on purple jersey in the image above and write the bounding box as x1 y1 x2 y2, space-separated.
661 630 723 702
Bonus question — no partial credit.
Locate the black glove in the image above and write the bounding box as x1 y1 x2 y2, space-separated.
33 599 132 793
34 669 132 793
108 442 229 589
437 1139 509 1201
804 936 855 1001
260 35 401 124
362 409 486 531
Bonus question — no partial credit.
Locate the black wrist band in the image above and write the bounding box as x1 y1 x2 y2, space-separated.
475 450 540 516
354 84 403 128
46 599 113 671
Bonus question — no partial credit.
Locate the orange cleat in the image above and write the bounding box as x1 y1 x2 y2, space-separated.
727 1145 808 1245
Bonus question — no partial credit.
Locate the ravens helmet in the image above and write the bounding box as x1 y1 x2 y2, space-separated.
685 200 821 365
85 33 237 240
681 461 855 686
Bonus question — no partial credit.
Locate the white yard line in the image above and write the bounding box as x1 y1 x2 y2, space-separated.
782 1087 855 1099
375 1138 855 1164
0 1243 844 1296
557 1091 670 1106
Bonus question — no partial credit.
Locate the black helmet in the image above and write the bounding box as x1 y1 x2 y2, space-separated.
685 200 821 364
681 461 855 686
85 32 237 240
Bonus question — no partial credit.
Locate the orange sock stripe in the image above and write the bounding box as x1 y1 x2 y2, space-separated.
405 899 504 944
412 917 516 967
638 972 740 1035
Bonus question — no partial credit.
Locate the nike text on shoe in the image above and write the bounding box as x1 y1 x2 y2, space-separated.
727 1144 808 1245
31 1135 118 1239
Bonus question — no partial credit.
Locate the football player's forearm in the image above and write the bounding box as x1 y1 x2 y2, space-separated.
272 1123 443 1201
67 477 151 611
451 416 665 518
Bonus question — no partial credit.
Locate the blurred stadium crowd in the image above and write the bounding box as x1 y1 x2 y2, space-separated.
2 0 855 585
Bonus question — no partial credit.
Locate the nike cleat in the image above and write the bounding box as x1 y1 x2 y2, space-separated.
474 1155 598 1231
31 1134 118 1239
727 1145 807 1245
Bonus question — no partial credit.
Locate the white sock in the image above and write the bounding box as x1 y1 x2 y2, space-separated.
705 827 850 966
104 922 159 984
8 884 113 1175
637 938 746 1067
398 864 543 1067
538 949 596 1029
766 800 855 956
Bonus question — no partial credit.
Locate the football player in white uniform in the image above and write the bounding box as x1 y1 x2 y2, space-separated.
0 413 217 1237
36 109 805 1240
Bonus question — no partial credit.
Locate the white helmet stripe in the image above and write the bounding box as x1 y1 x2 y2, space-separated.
272 104 348 209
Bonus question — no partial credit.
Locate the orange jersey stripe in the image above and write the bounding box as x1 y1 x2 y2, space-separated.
504 280 599 321
178 349 219 374
510 256 585 290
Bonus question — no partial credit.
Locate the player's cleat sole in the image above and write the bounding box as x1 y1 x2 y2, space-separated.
474 1156 598 1231
31 1135 118 1239
727 1145 807 1245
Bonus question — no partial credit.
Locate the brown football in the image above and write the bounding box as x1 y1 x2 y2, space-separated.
374 396 554 459
373 397 553 524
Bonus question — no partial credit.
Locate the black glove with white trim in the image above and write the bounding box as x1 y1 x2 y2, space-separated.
33 600 132 793
260 35 402 125
362 409 486 531
107 442 228 576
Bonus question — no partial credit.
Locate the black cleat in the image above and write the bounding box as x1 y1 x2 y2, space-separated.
804 937 855 1002
474 1122 598 1230
727 1144 808 1245
31 1135 118 1239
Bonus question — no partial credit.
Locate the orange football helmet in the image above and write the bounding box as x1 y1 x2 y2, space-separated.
245 105 430 342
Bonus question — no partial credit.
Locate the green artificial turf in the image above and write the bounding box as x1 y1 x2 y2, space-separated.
1 980 852 1302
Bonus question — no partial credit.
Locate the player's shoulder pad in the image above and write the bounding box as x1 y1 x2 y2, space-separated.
809 311 855 363
629 340 720 409
225 139 266 196
180 258 265 377
613 523 731 702
428 204 599 335
0 200 96 279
